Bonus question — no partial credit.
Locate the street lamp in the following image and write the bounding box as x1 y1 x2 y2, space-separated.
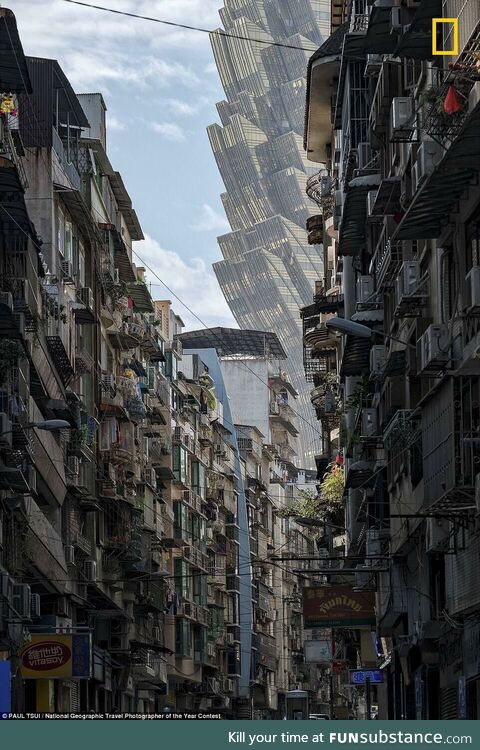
0 419 71 437
326 316 417 350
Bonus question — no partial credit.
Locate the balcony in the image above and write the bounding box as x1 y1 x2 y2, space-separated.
226 574 241 593
51 126 81 192
44 287 74 386
422 377 479 513
369 62 398 139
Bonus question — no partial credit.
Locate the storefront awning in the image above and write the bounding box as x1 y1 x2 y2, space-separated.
338 175 381 256
395 100 480 240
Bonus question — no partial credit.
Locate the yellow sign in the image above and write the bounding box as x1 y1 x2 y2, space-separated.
20 633 91 679
432 18 459 56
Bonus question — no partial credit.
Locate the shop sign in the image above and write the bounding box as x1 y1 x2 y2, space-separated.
349 669 384 685
20 634 91 679
303 586 375 628
304 639 332 664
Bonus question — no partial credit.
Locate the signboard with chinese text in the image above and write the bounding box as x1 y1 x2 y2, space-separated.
303 586 376 628
20 633 91 679
349 669 384 685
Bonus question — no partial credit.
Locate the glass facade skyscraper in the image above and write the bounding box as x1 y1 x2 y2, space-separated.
208 0 330 468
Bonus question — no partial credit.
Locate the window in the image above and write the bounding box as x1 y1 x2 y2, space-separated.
440 250 455 323
175 618 191 657
172 445 187 484
57 205 65 257
64 220 73 262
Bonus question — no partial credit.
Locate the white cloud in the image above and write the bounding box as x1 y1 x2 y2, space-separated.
10 0 218 90
107 113 125 131
150 121 186 142
191 203 230 232
163 98 197 116
133 234 237 330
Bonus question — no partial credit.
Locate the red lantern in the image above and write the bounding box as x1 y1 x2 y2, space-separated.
443 85 463 115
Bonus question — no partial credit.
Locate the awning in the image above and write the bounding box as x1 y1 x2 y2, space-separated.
109 172 144 241
345 460 376 489
362 4 399 55
24 495 68 593
304 24 347 162
340 336 373 378
301 294 344 317
338 175 381 256
369 177 401 217
0 9 32 93
0 159 33 233
352 309 384 323
395 100 480 240
126 282 154 313
393 0 442 60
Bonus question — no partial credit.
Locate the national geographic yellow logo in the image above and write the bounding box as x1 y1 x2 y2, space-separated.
432 18 459 56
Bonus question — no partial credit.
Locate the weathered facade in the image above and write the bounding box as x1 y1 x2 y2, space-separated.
303 0 480 720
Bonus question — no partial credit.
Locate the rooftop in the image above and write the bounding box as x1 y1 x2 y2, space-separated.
178 327 287 359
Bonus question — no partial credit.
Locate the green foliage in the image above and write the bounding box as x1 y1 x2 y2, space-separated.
0 339 24 384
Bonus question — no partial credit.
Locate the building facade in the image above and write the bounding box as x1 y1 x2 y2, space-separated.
208 0 331 468
303 0 480 720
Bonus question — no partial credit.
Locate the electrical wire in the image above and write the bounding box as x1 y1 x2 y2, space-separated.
60 0 319 53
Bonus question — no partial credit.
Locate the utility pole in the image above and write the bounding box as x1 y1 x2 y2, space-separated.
366 677 372 720
329 672 334 719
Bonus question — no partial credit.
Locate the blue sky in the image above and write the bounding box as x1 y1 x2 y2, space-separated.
10 0 236 329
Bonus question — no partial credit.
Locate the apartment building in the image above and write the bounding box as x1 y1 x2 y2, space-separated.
178 327 321 718
303 0 480 720
0 11 246 715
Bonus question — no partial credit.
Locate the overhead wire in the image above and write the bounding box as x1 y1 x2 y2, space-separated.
60 0 319 53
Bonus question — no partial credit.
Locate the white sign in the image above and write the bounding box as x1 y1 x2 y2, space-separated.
304 639 332 664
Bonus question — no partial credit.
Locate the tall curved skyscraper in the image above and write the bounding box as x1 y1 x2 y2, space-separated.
208 0 330 469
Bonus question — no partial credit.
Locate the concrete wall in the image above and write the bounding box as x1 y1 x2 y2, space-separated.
220 357 270 440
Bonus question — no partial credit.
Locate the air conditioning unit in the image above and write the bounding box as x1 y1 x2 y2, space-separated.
357 142 371 170
370 345 386 376
64 544 75 565
56 596 72 618
395 260 421 304
412 141 443 193
357 276 374 303
361 408 378 437
425 517 450 553
365 54 382 77
0 412 12 448
84 560 97 582
390 7 402 32
102 373 116 391
61 260 74 282
319 175 332 197
30 593 41 619
78 287 94 310
465 267 480 313
67 455 80 477
390 97 414 137
113 268 120 284
417 324 449 375
12 583 31 619
0 291 13 311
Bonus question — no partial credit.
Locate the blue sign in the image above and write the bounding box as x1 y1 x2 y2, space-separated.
349 669 384 685
0 660 11 716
